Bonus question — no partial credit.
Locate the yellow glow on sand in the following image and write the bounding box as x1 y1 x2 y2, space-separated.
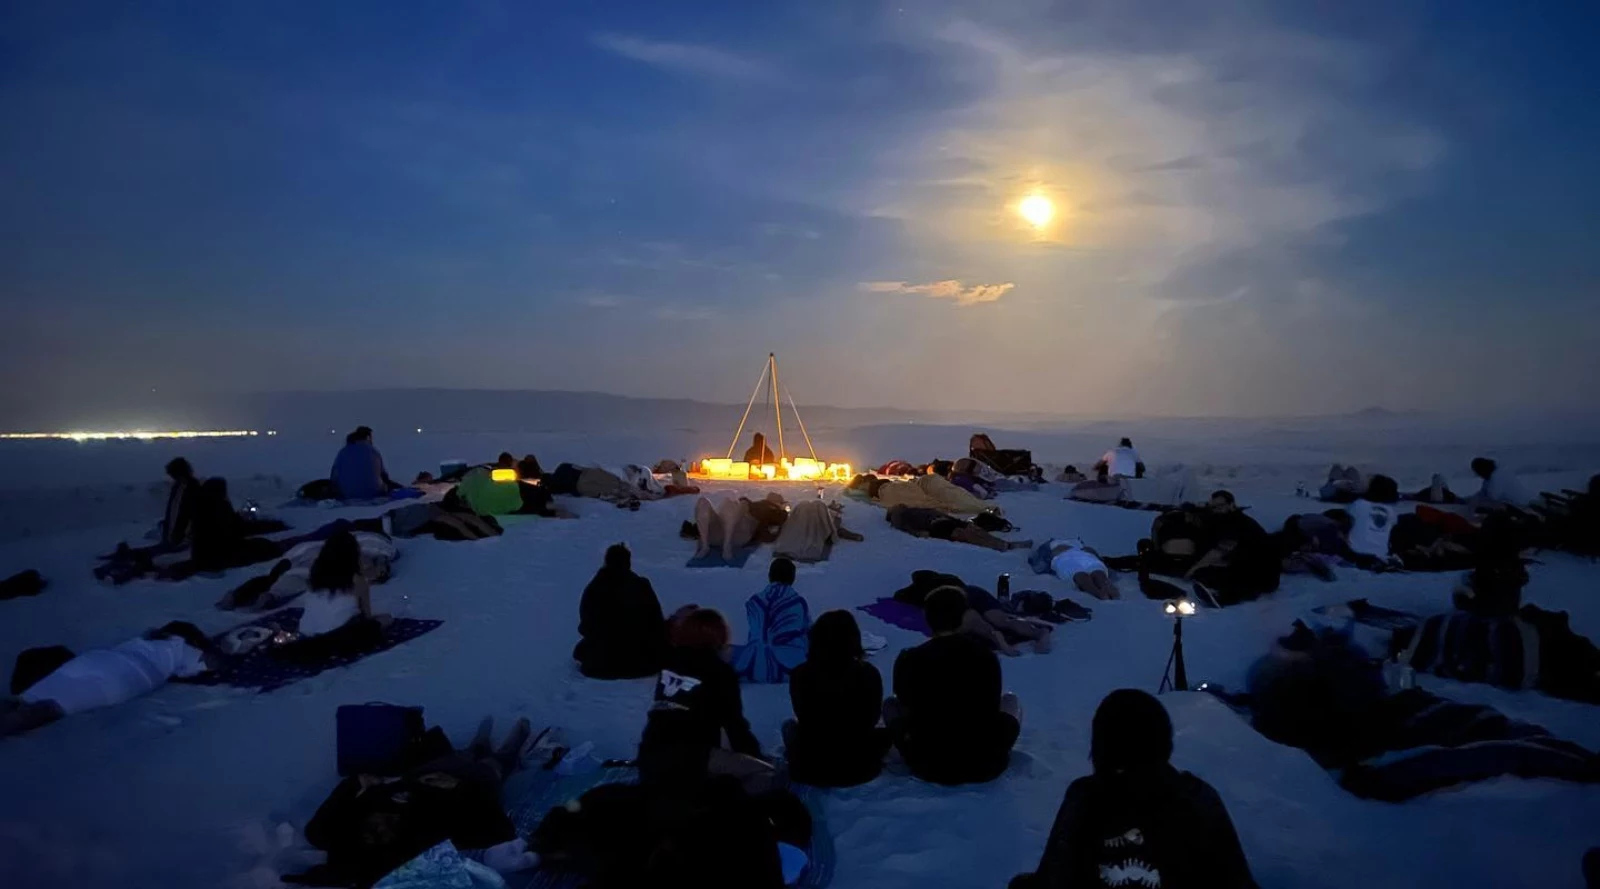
1018 193 1055 228
0 430 259 442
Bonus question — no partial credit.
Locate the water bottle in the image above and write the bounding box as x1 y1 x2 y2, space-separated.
997 573 1011 601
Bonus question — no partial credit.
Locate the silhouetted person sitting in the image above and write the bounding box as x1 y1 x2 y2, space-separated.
574 544 667 679
1011 689 1257 889
886 587 1021 785
783 610 892 787
160 457 199 548
189 477 283 572
330 426 394 500
743 432 777 466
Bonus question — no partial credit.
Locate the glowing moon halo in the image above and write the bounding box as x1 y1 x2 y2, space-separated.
1018 193 1055 228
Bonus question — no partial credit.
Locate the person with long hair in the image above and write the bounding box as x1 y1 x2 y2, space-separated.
1012 689 1256 889
783 610 891 787
277 530 386 660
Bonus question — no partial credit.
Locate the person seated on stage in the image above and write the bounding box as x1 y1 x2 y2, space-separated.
1468 457 1534 511
886 587 1023 785
731 558 812 684
1010 689 1257 889
783 610 892 788
159 457 199 548
275 530 389 662
640 608 771 793
330 426 396 501
956 583 1053 656
1041 538 1120 600
1094 437 1146 482
1405 473 1461 504
3 621 217 737
1345 475 1401 562
574 543 667 679
690 493 789 562
743 432 778 467
885 504 1033 552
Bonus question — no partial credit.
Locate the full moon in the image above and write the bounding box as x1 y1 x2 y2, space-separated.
1018 193 1054 228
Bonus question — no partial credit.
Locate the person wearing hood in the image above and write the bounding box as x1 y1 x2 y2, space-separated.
574 544 667 679
330 426 393 501
743 432 778 467
1011 689 1257 889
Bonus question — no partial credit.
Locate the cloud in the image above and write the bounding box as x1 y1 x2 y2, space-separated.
592 33 776 82
860 279 1015 306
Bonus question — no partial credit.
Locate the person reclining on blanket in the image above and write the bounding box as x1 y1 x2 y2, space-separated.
1011 689 1257 889
1039 538 1119 600
731 558 812 684
783 610 893 787
1094 437 1146 482
2 621 217 737
574 543 667 679
958 583 1054 656
295 716 538 888
639 608 774 794
885 503 1033 552
1319 464 1365 503
1175 492 1281 603
689 493 789 562
274 530 391 663
886 587 1024 785
1468 457 1534 511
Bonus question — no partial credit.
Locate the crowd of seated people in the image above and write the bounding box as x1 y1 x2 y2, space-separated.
1105 492 1281 605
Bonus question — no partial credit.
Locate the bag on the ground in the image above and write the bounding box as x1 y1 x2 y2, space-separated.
336 702 426 776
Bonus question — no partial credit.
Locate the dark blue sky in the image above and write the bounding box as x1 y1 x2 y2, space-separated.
3 0 1597 416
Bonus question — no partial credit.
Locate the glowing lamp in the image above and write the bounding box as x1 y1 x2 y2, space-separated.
762 464 778 480
701 458 733 478
1164 599 1196 617
730 461 752 479
491 468 518 482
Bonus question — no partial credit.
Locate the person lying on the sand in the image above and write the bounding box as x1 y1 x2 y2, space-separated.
574 543 667 680
1055 465 1088 484
689 493 788 562
295 715 539 887
1011 689 1258 889
273 530 392 663
886 587 1023 786
885 504 1033 552
640 608 775 794
1039 538 1119 600
956 583 1053 656
2 621 217 737
731 558 812 684
1403 473 1461 504
783 610 893 788
1319 463 1365 503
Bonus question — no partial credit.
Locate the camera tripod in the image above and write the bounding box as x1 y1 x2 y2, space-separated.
1158 615 1188 694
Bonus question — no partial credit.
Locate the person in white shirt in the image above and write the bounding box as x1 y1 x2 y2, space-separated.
1469 458 1533 510
3 622 215 736
1096 438 1145 481
1345 475 1401 561
276 530 388 662
1043 538 1119 599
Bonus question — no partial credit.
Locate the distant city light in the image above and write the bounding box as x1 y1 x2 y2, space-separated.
0 430 259 442
415 427 423 433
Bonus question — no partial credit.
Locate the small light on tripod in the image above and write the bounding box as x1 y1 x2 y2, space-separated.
1166 599 1196 617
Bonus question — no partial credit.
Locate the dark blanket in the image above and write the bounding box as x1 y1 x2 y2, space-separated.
1392 606 1600 704
180 608 444 692
1211 685 1598 801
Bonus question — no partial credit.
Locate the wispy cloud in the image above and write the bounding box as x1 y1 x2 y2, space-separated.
860 279 1015 306
592 33 776 83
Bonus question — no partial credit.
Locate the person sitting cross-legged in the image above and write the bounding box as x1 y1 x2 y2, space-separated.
1011 689 1257 889
731 557 812 684
574 543 667 679
885 587 1022 785
782 610 892 787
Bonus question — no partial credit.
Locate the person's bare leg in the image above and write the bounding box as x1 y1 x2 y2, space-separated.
952 525 1009 552
985 610 1051 653
963 608 1019 655
1092 571 1120 600
694 495 713 559
716 499 751 561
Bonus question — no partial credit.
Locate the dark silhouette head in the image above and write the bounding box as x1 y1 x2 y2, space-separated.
1119 437 1133 448
147 620 214 655
496 452 516 469
165 458 194 482
348 426 374 445
1365 474 1400 504
751 432 766 449
1208 490 1237 512
807 610 865 663
769 557 797 586
603 543 631 571
1471 457 1496 480
308 530 361 592
1090 688 1174 774
924 586 970 635
669 608 731 652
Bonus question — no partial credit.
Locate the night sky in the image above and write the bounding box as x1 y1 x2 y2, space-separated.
3 1 1597 416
